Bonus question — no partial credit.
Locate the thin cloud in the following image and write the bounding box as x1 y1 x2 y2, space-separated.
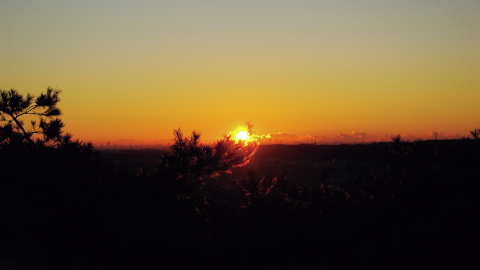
401 134 417 141
252 132 300 144
334 133 354 141
268 132 300 143
352 131 367 139
307 135 329 140
446 133 462 139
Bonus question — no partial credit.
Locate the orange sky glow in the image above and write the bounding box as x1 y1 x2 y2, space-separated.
1 1 479 146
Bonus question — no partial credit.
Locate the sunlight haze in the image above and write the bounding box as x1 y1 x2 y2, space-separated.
1 0 479 144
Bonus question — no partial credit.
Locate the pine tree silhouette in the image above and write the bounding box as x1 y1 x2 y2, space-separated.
0 87 67 145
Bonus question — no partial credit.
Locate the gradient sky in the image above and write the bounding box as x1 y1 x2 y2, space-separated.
1 0 479 144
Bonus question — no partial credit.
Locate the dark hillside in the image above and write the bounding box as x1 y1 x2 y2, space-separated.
99 149 171 173
252 143 379 161
1 138 478 268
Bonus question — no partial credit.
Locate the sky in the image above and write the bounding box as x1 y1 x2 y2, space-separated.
1 0 479 144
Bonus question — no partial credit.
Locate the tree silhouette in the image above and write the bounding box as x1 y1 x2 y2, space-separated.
390 134 402 143
470 128 480 140
158 123 258 182
0 87 65 145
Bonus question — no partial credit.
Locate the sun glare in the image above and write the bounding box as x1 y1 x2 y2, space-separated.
236 131 249 141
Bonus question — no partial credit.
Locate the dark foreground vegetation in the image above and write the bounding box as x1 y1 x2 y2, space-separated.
1 89 479 269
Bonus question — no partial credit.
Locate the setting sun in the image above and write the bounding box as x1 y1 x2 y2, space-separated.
236 131 249 141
